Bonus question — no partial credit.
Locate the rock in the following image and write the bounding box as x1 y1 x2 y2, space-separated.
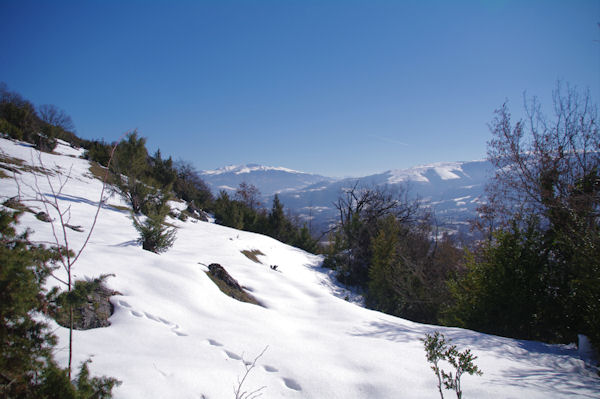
52 281 117 330
35 211 52 222
208 263 243 291
186 204 209 222
75 285 115 329
206 263 262 306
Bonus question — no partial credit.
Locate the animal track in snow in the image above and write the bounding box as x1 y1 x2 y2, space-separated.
224 350 242 360
282 377 302 391
144 312 159 322
118 300 131 308
203 340 300 393
118 299 186 337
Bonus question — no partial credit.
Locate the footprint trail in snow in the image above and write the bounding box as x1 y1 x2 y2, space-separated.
117 299 187 337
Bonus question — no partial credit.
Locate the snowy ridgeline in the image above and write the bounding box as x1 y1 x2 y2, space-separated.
0 137 598 398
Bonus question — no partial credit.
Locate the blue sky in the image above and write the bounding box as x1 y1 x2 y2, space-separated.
1 0 598 177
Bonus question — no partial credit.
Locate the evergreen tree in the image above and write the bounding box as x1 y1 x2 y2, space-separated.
111 131 151 214
366 215 400 314
445 220 553 342
268 194 292 242
148 149 177 191
0 209 120 397
0 209 59 396
132 194 176 254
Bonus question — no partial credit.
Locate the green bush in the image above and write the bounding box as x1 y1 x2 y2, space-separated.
84 140 113 166
0 117 24 139
132 195 176 254
422 331 482 399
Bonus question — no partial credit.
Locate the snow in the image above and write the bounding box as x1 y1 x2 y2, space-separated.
203 164 304 176
1 137 599 398
387 162 466 184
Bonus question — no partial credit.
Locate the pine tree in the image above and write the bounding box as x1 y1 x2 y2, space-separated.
367 215 400 314
0 209 59 396
0 209 121 397
111 131 151 214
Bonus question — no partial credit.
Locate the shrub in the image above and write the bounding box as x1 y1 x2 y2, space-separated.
422 331 482 399
84 140 113 166
111 132 151 214
132 196 176 254
32 132 58 152
0 117 24 139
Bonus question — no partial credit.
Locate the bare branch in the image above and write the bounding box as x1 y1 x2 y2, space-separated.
233 346 268 399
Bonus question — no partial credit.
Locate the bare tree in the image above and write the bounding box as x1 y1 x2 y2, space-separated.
334 182 420 229
38 104 75 132
486 83 599 234
328 182 423 286
235 182 262 210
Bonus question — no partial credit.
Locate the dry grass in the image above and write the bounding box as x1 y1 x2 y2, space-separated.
88 162 116 184
108 204 131 212
241 249 265 264
0 152 52 175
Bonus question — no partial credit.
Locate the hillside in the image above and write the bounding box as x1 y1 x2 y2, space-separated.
1 137 598 398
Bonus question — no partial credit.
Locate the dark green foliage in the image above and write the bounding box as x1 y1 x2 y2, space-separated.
84 140 113 167
0 118 24 140
422 331 482 399
0 209 119 397
0 84 78 151
366 216 402 314
445 221 551 340
73 360 121 399
325 185 423 287
0 209 59 397
324 184 458 324
363 216 461 323
148 150 177 191
173 160 213 209
0 84 41 142
132 194 176 253
291 224 319 253
448 196 600 346
461 87 600 347
37 361 121 399
111 132 151 214
267 194 293 242
212 188 319 253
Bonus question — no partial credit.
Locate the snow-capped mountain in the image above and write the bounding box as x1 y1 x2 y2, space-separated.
201 163 335 196
1 138 598 398
207 160 494 236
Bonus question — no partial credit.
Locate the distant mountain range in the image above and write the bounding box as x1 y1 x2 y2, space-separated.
201 160 495 236
200 164 334 197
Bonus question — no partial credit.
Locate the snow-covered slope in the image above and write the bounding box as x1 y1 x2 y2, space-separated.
1 138 598 398
201 163 334 196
